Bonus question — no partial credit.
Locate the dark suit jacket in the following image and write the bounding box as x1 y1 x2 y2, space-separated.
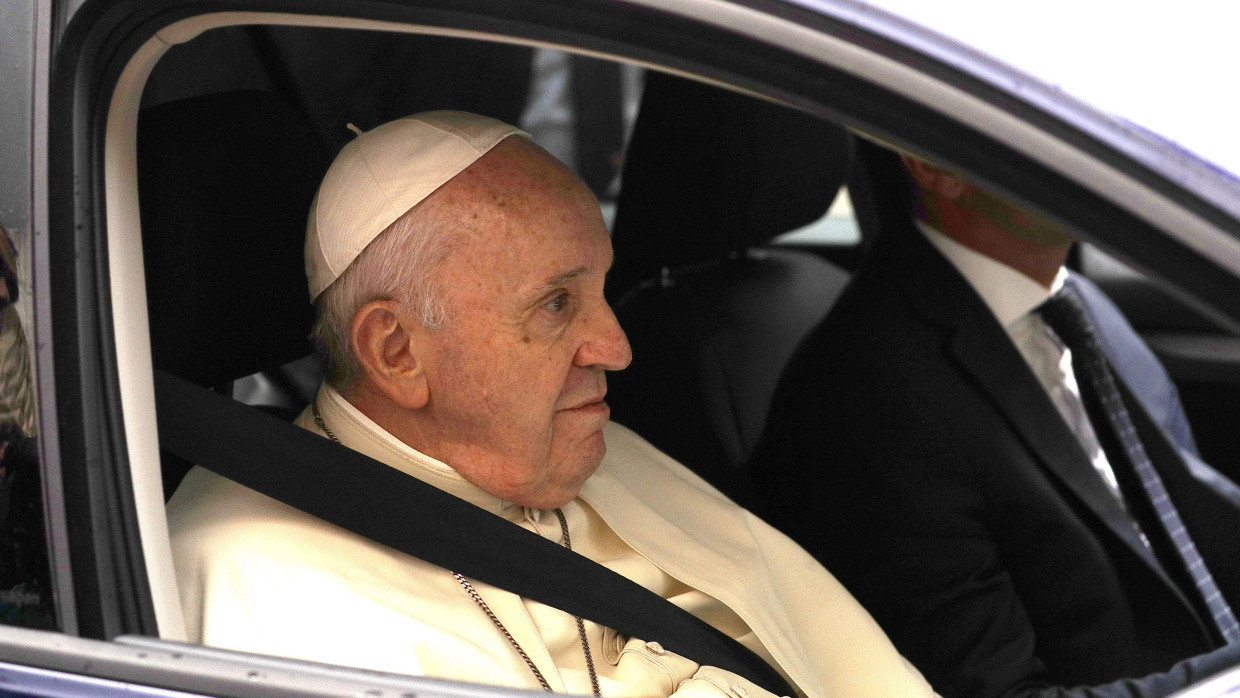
751 222 1240 698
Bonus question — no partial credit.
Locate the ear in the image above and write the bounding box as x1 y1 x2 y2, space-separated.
350 300 430 410
900 154 971 200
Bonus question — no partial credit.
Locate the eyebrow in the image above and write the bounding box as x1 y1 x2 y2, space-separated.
526 266 589 302
518 251 615 308
520 266 592 307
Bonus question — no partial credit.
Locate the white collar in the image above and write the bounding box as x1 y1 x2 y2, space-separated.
917 220 1066 328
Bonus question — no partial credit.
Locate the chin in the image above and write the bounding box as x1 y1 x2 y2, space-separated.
524 471 593 509
549 445 607 506
579 430 608 470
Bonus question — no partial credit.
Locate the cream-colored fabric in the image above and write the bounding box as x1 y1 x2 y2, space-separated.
168 385 935 698
305 112 530 300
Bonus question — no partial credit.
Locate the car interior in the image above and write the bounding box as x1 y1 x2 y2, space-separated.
8 9 1240 694
133 23 1240 497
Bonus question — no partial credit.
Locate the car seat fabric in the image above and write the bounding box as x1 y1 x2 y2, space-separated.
607 73 853 506
138 90 330 496
138 90 329 389
845 136 915 252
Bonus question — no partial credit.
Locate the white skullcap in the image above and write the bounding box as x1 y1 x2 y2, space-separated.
305 110 531 300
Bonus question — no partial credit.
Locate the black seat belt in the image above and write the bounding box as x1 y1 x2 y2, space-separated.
154 370 794 696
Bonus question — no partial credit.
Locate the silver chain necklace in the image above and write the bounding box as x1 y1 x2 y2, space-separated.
312 401 601 695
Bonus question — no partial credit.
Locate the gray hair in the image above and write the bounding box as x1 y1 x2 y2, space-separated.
311 202 453 390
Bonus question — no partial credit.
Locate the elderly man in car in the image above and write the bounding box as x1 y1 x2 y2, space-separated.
166 111 936 698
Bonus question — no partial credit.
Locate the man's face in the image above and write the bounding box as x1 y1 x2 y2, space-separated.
962 186 1076 248
409 139 632 509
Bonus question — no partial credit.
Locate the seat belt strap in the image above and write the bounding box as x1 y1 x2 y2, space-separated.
154 370 794 696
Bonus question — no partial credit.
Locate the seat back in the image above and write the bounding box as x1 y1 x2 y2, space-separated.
607 74 853 506
138 89 331 495
845 136 915 248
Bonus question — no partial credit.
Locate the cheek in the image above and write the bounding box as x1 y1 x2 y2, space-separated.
429 344 476 397
427 341 508 426
434 341 558 426
429 320 581 432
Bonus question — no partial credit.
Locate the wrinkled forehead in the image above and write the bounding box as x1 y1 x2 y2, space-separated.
425 143 613 286
431 139 603 240
455 138 592 205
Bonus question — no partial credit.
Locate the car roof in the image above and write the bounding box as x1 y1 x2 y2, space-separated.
770 0 1240 229
849 0 1240 182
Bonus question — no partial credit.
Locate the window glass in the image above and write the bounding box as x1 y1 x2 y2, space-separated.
772 187 861 246
518 47 644 222
0 223 54 630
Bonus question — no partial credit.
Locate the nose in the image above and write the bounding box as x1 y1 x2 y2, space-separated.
576 300 632 371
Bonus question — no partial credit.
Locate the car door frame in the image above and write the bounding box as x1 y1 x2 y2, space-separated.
34 0 1240 676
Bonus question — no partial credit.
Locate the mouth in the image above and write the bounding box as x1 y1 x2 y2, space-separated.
559 374 611 416
559 394 610 415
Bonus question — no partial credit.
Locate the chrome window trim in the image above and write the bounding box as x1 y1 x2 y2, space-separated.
33 0 77 635
0 624 540 698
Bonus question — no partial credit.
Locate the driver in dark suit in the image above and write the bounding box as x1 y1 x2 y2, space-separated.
751 150 1240 698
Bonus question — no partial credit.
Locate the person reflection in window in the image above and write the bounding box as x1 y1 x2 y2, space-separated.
0 224 51 630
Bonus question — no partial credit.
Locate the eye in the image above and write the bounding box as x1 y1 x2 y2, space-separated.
544 292 571 314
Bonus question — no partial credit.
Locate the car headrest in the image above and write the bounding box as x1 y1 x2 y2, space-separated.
139 90 330 387
611 73 852 279
846 136 915 247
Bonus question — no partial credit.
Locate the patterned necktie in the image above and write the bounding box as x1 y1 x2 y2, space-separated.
1038 284 1240 645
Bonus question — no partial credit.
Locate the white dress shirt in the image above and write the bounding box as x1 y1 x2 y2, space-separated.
918 222 1127 504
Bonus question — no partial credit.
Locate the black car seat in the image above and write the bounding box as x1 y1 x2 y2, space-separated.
844 136 917 245
137 89 331 497
606 74 854 507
